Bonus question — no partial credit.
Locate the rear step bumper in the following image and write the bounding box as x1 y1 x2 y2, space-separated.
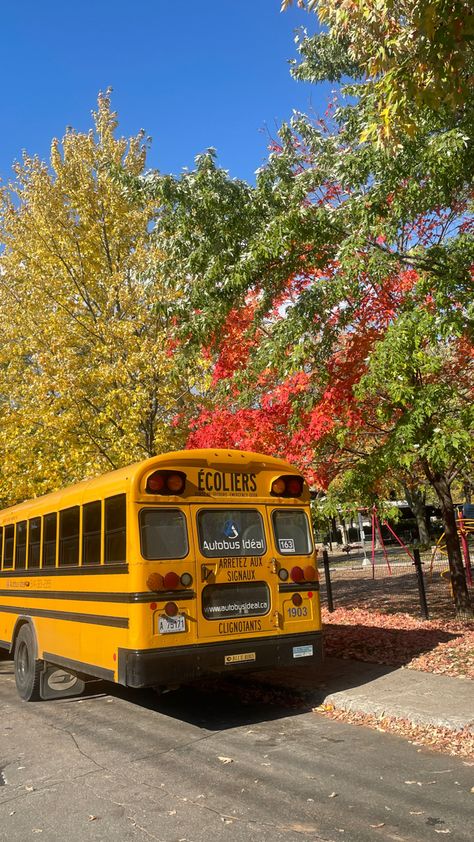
118 632 323 688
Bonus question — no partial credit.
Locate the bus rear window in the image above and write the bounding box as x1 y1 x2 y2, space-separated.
272 510 313 555
197 509 266 558
140 509 188 560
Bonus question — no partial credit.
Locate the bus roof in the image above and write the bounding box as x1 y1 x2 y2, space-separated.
0 449 300 519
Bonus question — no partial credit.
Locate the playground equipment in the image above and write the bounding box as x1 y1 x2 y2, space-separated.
430 511 473 587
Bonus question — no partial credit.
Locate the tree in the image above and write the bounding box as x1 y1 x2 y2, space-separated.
0 93 194 505
121 8 473 615
282 1 474 143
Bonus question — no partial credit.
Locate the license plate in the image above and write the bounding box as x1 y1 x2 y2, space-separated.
293 644 313 659
224 652 256 665
158 614 186 634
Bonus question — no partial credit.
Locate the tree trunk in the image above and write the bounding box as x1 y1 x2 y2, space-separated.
403 483 430 546
422 464 472 618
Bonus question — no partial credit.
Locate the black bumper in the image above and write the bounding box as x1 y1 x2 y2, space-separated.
118 632 323 688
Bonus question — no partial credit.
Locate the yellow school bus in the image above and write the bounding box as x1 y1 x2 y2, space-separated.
0 449 323 701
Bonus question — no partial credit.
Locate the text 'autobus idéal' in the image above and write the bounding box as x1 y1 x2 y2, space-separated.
0 449 323 701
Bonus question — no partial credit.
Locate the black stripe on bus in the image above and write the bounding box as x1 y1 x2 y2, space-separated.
0 564 129 578
0 605 128 628
278 582 320 593
0 589 196 603
42 652 115 683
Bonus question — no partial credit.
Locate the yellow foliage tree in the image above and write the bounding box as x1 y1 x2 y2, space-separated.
282 0 474 141
0 93 194 505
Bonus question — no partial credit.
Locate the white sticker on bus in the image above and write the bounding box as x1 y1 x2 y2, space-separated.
279 538 295 552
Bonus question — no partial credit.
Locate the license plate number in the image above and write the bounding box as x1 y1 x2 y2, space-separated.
158 614 186 634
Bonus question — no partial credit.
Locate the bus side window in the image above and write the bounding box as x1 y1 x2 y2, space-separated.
3 525 14 569
15 521 27 569
105 495 126 564
83 501 102 565
28 518 41 569
43 513 57 568
59 507 80 566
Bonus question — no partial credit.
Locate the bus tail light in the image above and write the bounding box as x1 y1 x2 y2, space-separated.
164 601 179 617
163 571 180 589
146 470 186 495
290 565 304 582
303 565 318 582
292 593 303 606
147 571 193 591
147 572 165 591
271 475 304 497
278 568 289 581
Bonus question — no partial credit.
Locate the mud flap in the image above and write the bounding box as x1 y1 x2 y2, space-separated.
40 663 85 700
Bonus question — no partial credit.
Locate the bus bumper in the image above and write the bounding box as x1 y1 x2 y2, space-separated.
118 632 323 688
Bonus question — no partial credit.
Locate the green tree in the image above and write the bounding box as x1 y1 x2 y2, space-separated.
283 0 474 143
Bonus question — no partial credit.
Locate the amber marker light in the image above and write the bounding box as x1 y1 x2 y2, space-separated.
271 475 305 497
147 572 164 591
167 473 186 493
304 565 317 581
271 477 286 495
146 470 186 494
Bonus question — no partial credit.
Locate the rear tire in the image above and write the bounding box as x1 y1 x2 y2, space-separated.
14 625 42 701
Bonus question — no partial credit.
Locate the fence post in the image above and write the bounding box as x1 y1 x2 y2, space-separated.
322 549 334 613
413 548 429 620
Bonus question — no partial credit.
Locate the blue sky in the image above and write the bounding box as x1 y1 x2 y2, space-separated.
0 1 329 184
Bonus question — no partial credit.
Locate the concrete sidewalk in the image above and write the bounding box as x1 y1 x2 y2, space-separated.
249 657 474 732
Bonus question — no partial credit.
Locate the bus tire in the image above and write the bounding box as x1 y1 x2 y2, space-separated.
14 624 42 702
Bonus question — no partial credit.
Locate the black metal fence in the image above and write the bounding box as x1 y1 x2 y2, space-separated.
319 543 473 620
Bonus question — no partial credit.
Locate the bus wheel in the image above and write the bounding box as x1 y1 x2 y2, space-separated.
14 625 42 701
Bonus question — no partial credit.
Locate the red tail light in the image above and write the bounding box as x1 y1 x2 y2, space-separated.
164 601 179 617
290 565 304 582
292 593 303 606
271 475 304 497
147 571 192 591
146 470 186 495
164 571 180 589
